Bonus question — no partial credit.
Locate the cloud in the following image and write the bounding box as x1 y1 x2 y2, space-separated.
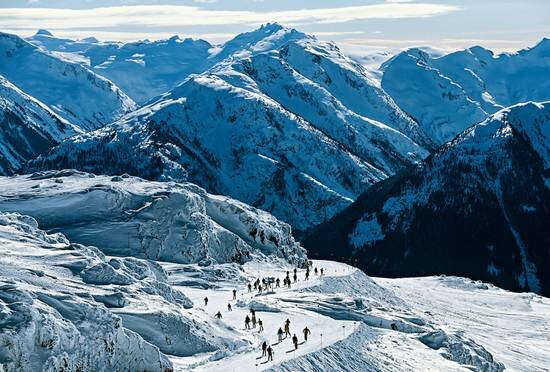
0 3 460 34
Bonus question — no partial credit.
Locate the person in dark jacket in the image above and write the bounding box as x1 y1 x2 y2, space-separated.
261 341 267 357
303 326 311 341
292 334 298 350
267 345 274 361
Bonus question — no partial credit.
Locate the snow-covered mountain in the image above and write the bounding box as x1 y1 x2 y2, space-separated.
0 32 135 130
28 30 213 104
26 24 308 104
381 39 550 145
26 25 431 232
304 101 550 296
0 171 306 265
0 75 79 175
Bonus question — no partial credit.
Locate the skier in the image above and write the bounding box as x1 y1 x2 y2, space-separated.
248 283 252 293
320 268 324 276
284 319 291 336
232 289 237 300
277 327 284 342
314 267 318 275
252 314 257 328
276 278 280 288
245 315 251 329
250 309 256 317
303 326 311 341
305 268 310 281
258 319 264 332
204 297 208 306
261 341 268 357
292 334 298 350
227 303 232 312
293 272 297 283
215 311 222 319
267 345 274 361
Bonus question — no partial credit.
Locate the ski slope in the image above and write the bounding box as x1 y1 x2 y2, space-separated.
168 260 359 371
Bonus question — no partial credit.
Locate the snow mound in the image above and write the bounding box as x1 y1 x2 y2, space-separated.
0 213 172 371
0 171 306 265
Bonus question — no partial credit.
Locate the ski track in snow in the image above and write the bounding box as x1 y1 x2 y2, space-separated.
167 260 360 371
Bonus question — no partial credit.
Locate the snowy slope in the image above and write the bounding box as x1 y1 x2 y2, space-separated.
27 26 430 232
3 211 546 371
0 171 306 265
304 101 550 296
381 39 550 144
0 212 173 371
0 76 79 175
0 32 135 130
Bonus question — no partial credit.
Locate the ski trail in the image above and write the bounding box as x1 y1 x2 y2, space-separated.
166 260 359 371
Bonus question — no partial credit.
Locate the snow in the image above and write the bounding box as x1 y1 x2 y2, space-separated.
0 206 548 371
0 32 135 130
0 171 306 265
29 30 431 231
348 214 385 249
381 40 550 145
378 276 550 372
0 76 79 175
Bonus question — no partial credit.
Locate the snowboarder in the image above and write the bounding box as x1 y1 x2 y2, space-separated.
248 283 252 292
292 334 298 350
258 319 264 332
204 297 208 306
261 341 267 357
267 345 274 361
227 303 232 311
284 319 291 336
303 326 311 341
276 278 280 288
245 315 251 329
215 311 222 319
232 289 237 300
277 327 284 342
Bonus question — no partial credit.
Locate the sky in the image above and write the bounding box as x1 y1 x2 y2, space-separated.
1 0 549 54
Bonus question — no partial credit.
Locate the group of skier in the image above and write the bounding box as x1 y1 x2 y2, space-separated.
205 264 325 364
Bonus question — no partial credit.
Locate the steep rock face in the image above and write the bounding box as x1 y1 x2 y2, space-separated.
304 102 550 296
0 76 79 175
27 32 429 232
0 171 306 265
0 32 135 130
381 40 550 144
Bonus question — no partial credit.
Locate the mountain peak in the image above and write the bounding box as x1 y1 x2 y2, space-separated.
35 29 53 37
